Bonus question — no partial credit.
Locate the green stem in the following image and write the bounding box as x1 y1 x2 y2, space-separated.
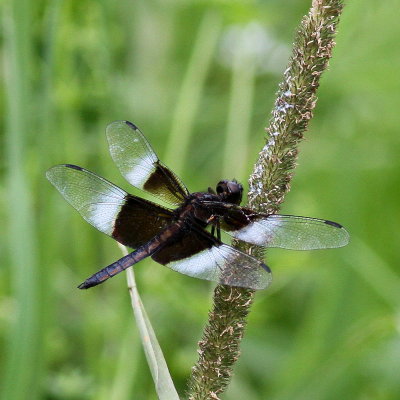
187 1 345 399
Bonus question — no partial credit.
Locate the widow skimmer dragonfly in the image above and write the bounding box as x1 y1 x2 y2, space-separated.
47 121 349 290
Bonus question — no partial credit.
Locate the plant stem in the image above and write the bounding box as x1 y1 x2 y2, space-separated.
187 1 345 399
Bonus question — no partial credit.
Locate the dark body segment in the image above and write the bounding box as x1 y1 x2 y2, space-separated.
79 222 183 289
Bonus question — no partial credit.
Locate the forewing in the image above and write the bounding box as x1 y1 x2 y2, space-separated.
152 228 272 290
224 212 349 250
46 164 174 248
46 164 127 235
106 120 189 205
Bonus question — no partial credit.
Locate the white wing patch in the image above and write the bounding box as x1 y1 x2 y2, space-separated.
84 197 124 235
165 244 272 290
230 215 349 250
124 160 157 188
233 219 279 246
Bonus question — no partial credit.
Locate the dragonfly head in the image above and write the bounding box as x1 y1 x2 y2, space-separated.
216 180 243 205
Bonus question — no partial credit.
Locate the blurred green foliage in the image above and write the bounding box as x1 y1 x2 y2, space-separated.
1 0 399 399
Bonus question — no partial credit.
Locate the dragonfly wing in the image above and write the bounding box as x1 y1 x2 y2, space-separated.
152 228 272 290
223 212 349 250
46 164 174 248
106 120 190 205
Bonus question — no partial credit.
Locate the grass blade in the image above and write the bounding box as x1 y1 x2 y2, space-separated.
2 2 42 399
119 245 180 400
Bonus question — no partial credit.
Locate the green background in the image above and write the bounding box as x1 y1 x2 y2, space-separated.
1 1 399 399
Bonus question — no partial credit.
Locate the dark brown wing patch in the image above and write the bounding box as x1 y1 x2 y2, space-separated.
112 194 174 248
152 228 214 265
143 161 188 205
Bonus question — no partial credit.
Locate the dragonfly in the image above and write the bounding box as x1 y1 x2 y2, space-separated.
46 121 349 290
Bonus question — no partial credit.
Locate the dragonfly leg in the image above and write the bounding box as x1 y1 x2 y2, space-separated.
216 218 221 241
209 217 221 241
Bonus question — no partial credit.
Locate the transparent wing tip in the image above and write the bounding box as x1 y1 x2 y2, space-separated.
261 262 271 273
106 120 139 133
46 164 84 184
339 227 350 247
324 220 350 247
